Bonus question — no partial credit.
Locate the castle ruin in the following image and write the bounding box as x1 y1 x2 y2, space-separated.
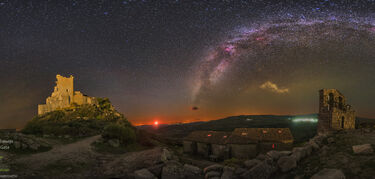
38 75 98 115
318 89 355 133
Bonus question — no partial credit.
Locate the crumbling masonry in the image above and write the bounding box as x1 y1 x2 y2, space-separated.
318 89 355 133
38 75 98 115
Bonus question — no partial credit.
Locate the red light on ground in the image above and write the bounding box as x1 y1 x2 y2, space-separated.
207 134 211 137
272 144 275 149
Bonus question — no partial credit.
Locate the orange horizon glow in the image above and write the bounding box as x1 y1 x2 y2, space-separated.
128 111 320 126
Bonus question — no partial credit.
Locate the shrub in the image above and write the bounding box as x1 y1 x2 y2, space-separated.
97 98 112 111
102 123 136 145
22 118 43 135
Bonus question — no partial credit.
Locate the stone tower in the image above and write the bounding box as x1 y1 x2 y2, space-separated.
38 75 98 115
317 89 355 134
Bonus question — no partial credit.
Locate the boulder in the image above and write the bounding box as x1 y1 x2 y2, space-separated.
147 164 164 178
244 159 261 169
310 168 345 179
205 171 221 179
134 168 157 179
204 164 224 174
241 161 277 179
279 151 292 156
40 142 51 148
21 143 28 149
277 156 297 172
234 168 247 176
29 143 40 150
291 147 306 162
161 148 172 162
320 145 329 156
312 135 325 146
24 138 34 145
221 166 236 179
303 145 313 156
183 164 203 178
327 137 335 144
256 154 267 160
362 128 371 133
13 141 21 149
352 144 373 154
266 150 282 161
308 140 320 151
161 160 184 179
108 139 120 148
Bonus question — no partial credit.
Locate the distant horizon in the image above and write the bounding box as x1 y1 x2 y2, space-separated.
131 113 375 126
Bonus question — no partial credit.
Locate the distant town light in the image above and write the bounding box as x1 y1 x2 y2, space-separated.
292 118 318 123
154 121 159 125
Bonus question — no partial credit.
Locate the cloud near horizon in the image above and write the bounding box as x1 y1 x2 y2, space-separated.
260 81 289 94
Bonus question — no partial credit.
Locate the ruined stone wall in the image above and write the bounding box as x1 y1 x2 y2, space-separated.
230 144 257 159
211 144 228 159
197 142 210 157
318 89 355 133
38 75 98 115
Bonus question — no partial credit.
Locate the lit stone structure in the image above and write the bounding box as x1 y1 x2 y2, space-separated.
38 75 98 115
317 89 355 134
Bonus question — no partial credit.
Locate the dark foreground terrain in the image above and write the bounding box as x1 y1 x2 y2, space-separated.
0 115 374 178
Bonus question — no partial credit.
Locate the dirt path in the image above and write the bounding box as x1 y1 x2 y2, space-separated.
92 147 162 177
13 135 101 170
8 136 163 178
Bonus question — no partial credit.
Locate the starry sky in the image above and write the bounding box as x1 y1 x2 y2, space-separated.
1 0 375 128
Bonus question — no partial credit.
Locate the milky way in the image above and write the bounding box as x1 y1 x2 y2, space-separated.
192 15 375 105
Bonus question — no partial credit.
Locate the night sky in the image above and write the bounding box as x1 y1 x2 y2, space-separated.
1 0 375 128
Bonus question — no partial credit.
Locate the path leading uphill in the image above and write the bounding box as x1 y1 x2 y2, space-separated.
14 135 101 170
9 135 163 179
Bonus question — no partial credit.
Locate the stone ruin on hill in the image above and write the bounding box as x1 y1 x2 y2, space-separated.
38 74 98 115
318 89 356 134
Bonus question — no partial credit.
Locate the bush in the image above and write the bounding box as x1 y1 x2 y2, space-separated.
102 123 136 145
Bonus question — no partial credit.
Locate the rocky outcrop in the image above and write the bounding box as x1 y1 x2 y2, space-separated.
221 166 236 179
131 133 331 179
134 168 157 179
277 156 297 172
203 164 223 179
0 132 51 151
161 160 185 179
243 159 261 169
240 160 277 179
183 164 203 178
310 168 345 179
352 144 373 154
108 139 120 148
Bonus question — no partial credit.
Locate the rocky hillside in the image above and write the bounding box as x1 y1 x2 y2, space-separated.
22 98 134 138
127 129 375 179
